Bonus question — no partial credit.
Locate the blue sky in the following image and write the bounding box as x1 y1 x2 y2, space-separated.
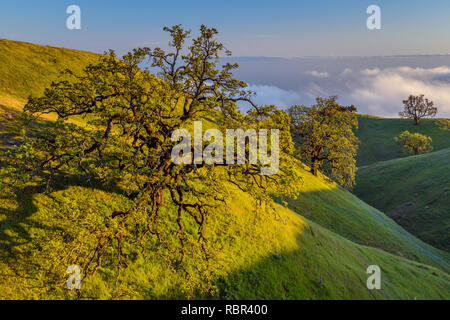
1 0 450 57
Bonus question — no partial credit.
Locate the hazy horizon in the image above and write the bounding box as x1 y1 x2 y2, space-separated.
2 0 450 117
3 36 450 118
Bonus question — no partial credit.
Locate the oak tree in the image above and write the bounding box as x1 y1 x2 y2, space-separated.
399 94 437 125
0 25 301 293
288 97 359 188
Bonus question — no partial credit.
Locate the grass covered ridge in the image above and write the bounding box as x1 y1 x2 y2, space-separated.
281 161 449 273
0 39 448 300
0 178 449 299
356 115 450 166
0 39 98 108
354 148 450 251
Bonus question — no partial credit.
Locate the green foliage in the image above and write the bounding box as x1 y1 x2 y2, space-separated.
394 130 433 155
354 148 450 250
1 36 449 301
399 94 437 125
0 25 301 293
355 115 450 166
288 97 359 188
436 119 450 131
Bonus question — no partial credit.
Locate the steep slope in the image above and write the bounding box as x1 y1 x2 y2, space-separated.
0 39 449 299
281 162 449 273
356 115 450 166
0 39 99 108
354 148 450 251
2 106 448 275
0 181 448 299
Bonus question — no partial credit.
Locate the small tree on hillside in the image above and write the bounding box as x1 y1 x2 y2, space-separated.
394 131 433 155
399 94 437 125
288 97 359 188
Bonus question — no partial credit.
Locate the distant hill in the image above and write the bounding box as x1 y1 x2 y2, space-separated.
354 148 450 251
0 39 99 108
356 115 450 166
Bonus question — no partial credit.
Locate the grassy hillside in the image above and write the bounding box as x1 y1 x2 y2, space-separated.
356 115 450 166
0 39 449 299
0 179 449 299
281 162 449 273
354 148 450 251
2 107 448 275
0 39 98 108
0 114 448 299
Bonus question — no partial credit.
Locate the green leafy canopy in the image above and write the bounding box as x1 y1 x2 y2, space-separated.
288 97 359 188
394 130 433 155
0 25 301 292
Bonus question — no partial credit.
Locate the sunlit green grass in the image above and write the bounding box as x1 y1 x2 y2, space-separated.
0 39 449 300
280 161 449 273
0 39 98 108
0 179 449 299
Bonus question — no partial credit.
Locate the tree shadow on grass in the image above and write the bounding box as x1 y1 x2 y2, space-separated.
210 218 450 300
0 104 57 151
0 173 130 280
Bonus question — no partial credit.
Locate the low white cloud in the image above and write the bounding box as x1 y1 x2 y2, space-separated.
232 56 450 117
360 68 380 76
247 85 302 109
305 83 328 99
350 66 450 117
305 70 329 78
341 68 353 76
